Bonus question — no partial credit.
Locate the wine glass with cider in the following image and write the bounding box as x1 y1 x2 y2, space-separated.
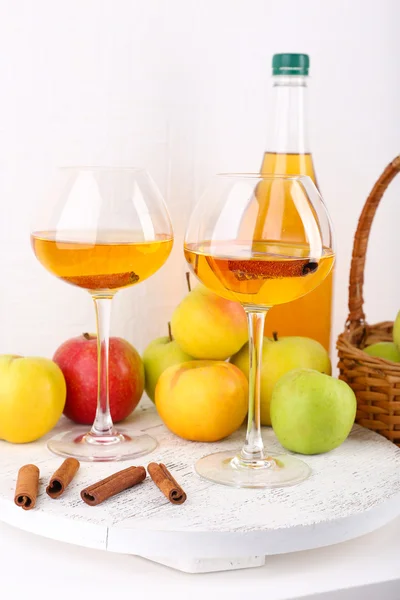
31 167 173 461
184 174 334 488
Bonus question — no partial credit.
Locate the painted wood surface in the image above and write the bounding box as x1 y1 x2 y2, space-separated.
1 401 400 572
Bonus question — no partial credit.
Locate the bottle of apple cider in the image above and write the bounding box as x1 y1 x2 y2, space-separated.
261 53 333 350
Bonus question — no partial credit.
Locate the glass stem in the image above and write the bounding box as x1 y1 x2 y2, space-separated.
90 296 115 437
241 308 268 462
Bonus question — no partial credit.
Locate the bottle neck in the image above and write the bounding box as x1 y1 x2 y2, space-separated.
266 75 310 154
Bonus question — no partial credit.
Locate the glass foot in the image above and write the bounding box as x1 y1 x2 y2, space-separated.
47 427 158 462
195 449 311 489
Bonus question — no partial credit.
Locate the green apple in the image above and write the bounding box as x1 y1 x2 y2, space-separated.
270 368 357 455
231 334 331 426
364 341 400 362
143 336 194 402
171 284 248 360
393 310 400 350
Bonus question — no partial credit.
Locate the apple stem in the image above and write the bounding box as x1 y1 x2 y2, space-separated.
186 271 191 292
83 332 92 340
273 331 278 342
168 321 173 342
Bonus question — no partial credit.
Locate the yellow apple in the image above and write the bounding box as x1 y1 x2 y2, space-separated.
231 334 331 426
155 360 248 442
171 285 248 360
393 311 400 350
0 355 66 443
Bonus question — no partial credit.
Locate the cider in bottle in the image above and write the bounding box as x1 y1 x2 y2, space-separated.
261 53 333 349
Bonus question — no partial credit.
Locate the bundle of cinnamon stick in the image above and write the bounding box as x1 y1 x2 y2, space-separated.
14 459 80 510
14 460 187 510
80 463 187 506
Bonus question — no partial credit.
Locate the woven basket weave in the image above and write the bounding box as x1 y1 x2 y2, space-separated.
337 155 400 445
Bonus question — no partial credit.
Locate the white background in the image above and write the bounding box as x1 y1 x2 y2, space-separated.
0 0 399 360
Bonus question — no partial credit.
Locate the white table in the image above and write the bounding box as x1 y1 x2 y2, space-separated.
2 517 400 600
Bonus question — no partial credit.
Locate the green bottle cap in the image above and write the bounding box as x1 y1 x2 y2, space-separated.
272 53 309 76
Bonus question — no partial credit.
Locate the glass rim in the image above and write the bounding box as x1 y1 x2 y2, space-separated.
57 166 147 173
216 172 312 181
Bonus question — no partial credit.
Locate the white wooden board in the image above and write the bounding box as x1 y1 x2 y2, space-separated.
1 401 400 573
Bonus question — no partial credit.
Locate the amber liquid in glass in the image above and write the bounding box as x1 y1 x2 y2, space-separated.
260 152 333 348
31 230 173 292
184 240 334 307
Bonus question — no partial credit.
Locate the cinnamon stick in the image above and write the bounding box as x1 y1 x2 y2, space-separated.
227 258 316 280
14 464 40 510
80 466 146 506
63 271 139 290
46 458 80 499
147 463 187 505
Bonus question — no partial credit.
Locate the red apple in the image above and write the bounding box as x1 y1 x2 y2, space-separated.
53 333 144 424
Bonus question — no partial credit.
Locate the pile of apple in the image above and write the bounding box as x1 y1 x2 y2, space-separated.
144 282 357 455
144 284 250 443
0 281 357 457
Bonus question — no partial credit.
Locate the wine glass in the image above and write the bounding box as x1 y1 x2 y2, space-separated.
31 167 173 461
184 174 335 488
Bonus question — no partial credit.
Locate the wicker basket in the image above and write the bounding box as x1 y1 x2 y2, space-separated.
337 155 400 445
